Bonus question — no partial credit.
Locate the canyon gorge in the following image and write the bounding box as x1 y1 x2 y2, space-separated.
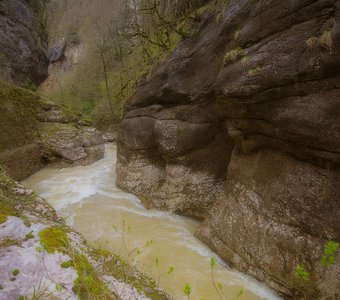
0 0 339 299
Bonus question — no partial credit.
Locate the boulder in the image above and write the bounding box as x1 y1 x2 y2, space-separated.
40 123 105 166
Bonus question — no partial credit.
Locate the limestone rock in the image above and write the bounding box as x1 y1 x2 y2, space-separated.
0 81 106 179
117 0 340 298
0 144 42 181
0 0 48 84
196 149 340 298
48 42 66 63
0 167 170 300
39 41 85 93
40 123 104 166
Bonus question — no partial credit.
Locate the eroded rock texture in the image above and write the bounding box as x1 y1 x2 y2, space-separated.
0 0 48 84
0 81 105 180
39 41 85 93
117 0 340 298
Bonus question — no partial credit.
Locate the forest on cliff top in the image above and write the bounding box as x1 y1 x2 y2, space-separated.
39 0 225 127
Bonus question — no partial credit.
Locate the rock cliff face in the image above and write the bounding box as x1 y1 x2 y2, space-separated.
0 0 48 84
39 41 85 93
117 0 340 298
0 81 105 181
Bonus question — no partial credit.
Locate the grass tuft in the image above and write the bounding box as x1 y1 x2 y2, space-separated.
306 30 333 50
0 213 8 224
319 31 333 50
247 67 261 77
224 47 244 63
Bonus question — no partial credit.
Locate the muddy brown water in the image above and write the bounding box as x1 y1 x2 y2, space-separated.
24 144 281 300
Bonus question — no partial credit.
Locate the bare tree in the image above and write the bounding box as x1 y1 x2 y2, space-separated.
95 22 113 115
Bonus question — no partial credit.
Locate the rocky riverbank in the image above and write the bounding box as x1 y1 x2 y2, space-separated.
0 80 105 180
0 165 170 300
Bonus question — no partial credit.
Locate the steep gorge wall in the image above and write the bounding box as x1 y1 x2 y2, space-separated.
117 0 340 298
0 0 49 85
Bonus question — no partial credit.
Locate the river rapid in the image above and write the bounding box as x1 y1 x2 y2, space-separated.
24 144 280 300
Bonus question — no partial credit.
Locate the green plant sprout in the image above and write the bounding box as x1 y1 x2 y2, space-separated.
210 257 226 300
294 264 310 281
210 257 245 300
113 219 154 263
183 283 192 300
321 241 339 267
232 288 245 300
154 256 175 285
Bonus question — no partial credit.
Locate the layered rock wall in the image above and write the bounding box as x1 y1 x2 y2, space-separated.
117 0 340 298
0 81 105 180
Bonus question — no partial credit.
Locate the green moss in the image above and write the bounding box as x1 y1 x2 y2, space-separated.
61 260 72 268
12 269 20 276
0 213 8 224
24 231 34 241
0 165 57 224
0 80 41 152
0 238 20 248
38 226 69 253
0 200 15 220
21 215 31 228
60 104 81 122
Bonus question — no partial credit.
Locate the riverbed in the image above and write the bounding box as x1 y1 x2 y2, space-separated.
24 144 280 300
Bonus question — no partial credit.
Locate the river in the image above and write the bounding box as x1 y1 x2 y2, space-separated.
23 144 280 300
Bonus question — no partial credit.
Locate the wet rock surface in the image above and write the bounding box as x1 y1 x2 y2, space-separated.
117 0 340 298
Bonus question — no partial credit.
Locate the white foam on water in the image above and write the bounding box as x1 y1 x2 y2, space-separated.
23 144 282 300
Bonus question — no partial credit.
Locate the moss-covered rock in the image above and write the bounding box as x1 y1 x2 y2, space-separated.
0 80 40 153
0 163 170 300
0 214 8 224
0 80 105 180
